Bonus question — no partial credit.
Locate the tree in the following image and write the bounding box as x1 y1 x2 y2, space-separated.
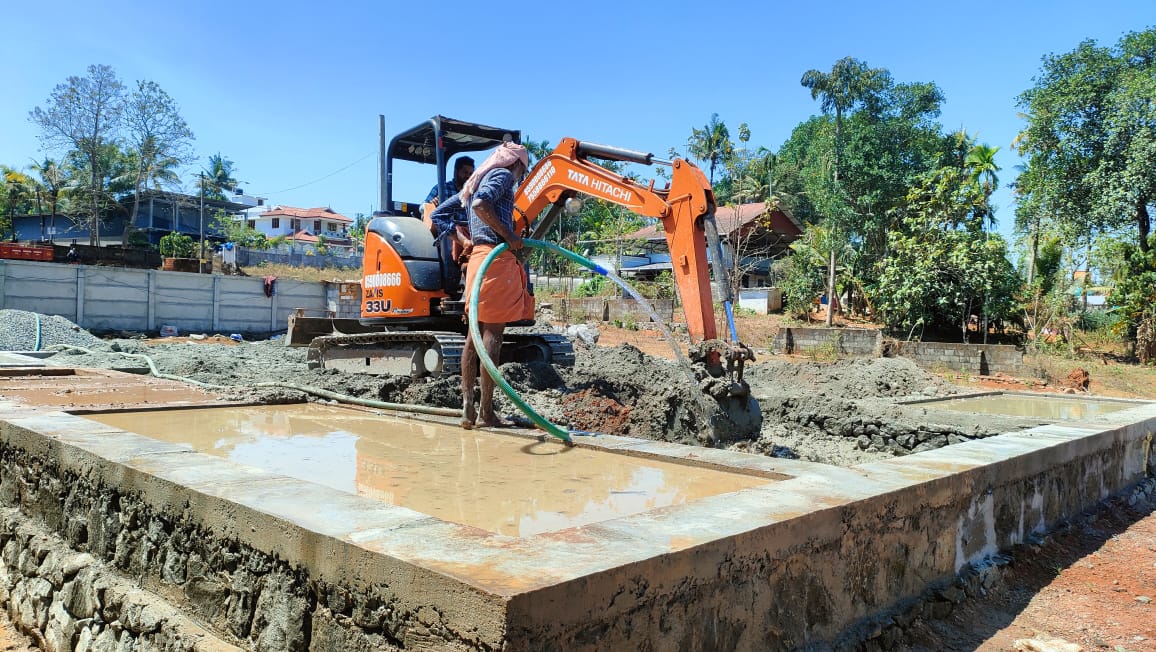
28 158 72 243
122 80 195 233
687 114 734 185
522 136 553 164
877 164 1020 341
965 141 1000 229
800 58 892 185
2 167 38 240
29 64 126 246
1016 28 1156 255
800 57 892 325
203 153 238 199
209 209 268 250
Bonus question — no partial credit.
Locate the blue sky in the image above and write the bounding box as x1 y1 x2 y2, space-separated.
2 1 1152 242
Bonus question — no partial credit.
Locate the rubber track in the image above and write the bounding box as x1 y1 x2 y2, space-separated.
309 331 465 376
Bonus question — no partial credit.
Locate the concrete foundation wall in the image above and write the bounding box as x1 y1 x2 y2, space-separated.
1 398 1153 651
771 327 882 356
899 341 1025 375
0 260 326 335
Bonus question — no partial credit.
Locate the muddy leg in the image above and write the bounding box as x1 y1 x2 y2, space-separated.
460 331 478 429
478 322 506 427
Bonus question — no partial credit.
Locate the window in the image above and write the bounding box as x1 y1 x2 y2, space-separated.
314 220 322 232
327 222 337 232
271 217 280 228
291 219 300 231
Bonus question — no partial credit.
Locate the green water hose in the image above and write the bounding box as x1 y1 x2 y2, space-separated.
45 344 463 418
468 239 613 446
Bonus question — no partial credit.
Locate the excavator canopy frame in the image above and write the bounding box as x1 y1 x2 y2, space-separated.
384 116 521 210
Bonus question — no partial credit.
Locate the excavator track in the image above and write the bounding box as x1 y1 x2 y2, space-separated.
308 332 465 377
307 331 574 378
501 333 576 366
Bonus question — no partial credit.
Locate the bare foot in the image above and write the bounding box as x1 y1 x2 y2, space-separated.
461 400 476 429
478 415 515 429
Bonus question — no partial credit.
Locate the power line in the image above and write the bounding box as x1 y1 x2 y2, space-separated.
256 151 375 195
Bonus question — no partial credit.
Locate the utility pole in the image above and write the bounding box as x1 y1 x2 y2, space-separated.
378 115 387 214
199 171 205 274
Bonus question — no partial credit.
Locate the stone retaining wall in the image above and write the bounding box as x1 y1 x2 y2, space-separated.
770 327 882 356
0 439 432 651
0 509 240 651
898 342 1025 375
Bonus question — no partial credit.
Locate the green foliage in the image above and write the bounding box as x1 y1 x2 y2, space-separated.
777 241 826 317
874 165 1020 340
125 231 151 248
202 153 238 200
630 271 675 301
686 113 735 185
1106 241 1156 347
1015 27 1156 252
209 210 268 250
159 231 195 258
572 274 612 297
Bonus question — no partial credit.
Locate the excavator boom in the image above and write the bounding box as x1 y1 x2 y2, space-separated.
515 137 721 342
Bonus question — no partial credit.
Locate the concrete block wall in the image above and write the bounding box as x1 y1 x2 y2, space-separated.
898 342 1025 375
771 327 882 356
555 298 674 325
0 259 327 335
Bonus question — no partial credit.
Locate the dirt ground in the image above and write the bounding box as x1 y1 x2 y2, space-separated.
2 308 1154 650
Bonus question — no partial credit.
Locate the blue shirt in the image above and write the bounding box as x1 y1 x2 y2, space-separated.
428 192 467 242
467 168 517 246
425 180 458 204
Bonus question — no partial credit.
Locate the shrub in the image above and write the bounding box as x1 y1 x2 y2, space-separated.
159 232 195 258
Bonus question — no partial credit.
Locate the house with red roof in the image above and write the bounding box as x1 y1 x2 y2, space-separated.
244 205 354 251
614 201 803 288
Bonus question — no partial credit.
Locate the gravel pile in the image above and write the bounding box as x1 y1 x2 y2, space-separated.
0 310 104 352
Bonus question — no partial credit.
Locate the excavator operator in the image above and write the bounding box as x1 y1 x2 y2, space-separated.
458 142 531 430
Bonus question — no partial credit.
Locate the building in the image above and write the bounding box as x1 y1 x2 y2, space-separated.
611 201 803 287
11 190 254 247
244 205 354 252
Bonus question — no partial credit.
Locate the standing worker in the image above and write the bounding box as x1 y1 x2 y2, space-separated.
458 142 530 429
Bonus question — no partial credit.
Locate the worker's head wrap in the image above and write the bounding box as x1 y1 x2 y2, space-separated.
459 142 529 205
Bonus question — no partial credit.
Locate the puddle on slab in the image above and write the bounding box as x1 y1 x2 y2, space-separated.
84 404 774 536
927 394 1132 420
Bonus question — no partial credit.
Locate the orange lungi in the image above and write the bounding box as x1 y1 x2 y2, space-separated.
464 244 532 323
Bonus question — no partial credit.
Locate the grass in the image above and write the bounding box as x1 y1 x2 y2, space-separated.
235 261 360 283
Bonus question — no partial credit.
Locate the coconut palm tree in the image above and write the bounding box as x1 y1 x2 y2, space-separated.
203 153 238 200
965 143 1001 230
29 158 72 243
687 114 733 185
800 57 890 325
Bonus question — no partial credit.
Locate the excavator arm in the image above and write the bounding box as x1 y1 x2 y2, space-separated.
513 137 723 343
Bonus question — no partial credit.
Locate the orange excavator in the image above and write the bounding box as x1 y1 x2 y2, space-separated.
308 116 755 426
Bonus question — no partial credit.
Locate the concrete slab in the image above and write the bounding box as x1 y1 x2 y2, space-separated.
0 371 1153 650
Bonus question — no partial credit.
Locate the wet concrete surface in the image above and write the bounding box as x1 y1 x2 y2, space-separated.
0 368 225 410
915 392 1136 420
84 404 775 536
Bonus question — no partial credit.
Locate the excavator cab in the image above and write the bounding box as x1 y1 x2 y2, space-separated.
364 116 521 327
